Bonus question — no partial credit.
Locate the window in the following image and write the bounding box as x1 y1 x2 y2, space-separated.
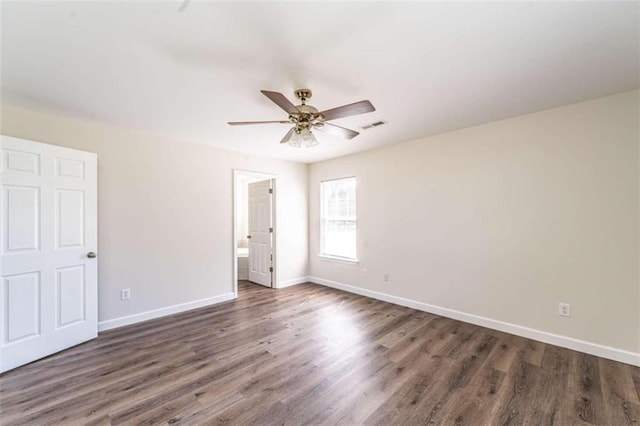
320 177 357 261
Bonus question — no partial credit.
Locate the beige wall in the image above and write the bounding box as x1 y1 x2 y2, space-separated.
309 91 639 354
0 107 309 324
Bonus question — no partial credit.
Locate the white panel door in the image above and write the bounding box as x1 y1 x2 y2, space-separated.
0 135 97 373
248 179 273 287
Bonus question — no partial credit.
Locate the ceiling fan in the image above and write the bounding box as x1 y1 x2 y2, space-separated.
228 89 376 148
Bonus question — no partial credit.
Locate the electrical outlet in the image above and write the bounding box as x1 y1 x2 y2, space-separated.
559 302 570 317
383 273 390 282
362 268 368 277
121 288 131 300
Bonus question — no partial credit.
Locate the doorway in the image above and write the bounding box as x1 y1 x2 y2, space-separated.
232 170 276 296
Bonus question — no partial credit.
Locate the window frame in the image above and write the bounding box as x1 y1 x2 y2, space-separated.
319 176 358 263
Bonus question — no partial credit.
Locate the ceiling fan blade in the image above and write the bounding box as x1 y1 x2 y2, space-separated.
280 127 295 144
320 100 375 121
261 90 299 115
227 120 290 126
315 123 359 140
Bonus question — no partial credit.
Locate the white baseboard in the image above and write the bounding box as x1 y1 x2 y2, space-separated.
308 276 640 367
277 276 310 288
98 292 236 332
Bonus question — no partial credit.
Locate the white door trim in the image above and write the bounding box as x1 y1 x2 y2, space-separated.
232 169 277 297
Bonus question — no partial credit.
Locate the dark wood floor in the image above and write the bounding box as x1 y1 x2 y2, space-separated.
1 281 638 425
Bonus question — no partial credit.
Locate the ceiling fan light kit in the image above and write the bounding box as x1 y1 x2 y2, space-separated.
228 88 376 148
286 127 319 148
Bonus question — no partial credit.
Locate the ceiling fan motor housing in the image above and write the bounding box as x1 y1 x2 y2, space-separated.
290 104 322 131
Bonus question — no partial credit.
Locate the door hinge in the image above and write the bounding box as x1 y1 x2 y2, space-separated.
269 266 273 273
269 188 273 194
269 227 273 233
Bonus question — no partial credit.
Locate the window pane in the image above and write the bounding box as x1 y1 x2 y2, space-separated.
324 220 356 259
321 177 356 259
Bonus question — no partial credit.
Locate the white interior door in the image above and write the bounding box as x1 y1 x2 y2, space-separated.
248 179 273 287
0 136 97 373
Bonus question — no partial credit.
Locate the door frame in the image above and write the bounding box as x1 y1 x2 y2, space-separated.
232 169 277 297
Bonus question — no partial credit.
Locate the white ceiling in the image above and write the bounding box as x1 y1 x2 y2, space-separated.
2 1 638 163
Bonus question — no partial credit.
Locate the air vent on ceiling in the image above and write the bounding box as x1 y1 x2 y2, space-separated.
361 120 387 130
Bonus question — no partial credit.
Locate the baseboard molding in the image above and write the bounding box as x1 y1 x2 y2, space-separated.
98 292 236 332
277 276 310 288
308 276 640 367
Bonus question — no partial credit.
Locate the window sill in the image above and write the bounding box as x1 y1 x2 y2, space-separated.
318 254 359 265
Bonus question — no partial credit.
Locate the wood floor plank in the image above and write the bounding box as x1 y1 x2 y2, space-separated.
1 280 637 425
538 344 573 424
516 335 546 366
417 332 499 424
487 333 523 373
574 353 608 425
363 352 454 425
440 366 506 425
385 315 451 363
493 356 543 424
316 356 418 424
599 357 640 425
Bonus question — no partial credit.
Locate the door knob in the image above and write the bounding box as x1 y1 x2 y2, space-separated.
87 252 97 258
247 235 251 239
